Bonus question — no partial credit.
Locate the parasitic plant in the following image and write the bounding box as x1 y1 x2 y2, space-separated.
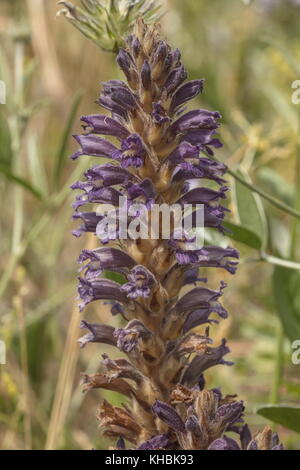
71 17 283 450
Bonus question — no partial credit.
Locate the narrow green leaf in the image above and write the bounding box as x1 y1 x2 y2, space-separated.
273 266 300 342
227 167 300 219
257 167 294 207
223 221 262 250
257 405 300 434
0 164 43 200
27 134 48 196
0 112 12 167
52 89 84 189
234 169 267 250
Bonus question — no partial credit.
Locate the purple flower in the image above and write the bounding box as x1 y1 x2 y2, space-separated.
181 339 233 387
170 109 221 135
78 247 136 279
80 114 130 139
83 163 136 187
72 211 103 237
208 436 241 451
170 80 204 115
183 304 228 333
78 277 129 311
164 66 188 95
71 134 118 160
112 134 146 168
114 319 151 353
121 265 156 299
78 320 116 348
177 186 228 205
152 102 171 125
137 434 171 450
152 400 186 433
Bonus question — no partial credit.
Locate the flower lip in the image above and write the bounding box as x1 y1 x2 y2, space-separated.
121 265 156 299
78 320 117 348
80 114 130 140
112 133 146 168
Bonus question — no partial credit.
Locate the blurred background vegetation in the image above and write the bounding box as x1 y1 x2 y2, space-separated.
0 0 300 450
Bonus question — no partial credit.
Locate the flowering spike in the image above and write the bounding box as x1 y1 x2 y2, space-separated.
71 18 283 450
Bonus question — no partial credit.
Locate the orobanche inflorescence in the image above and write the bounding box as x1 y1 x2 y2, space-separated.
71 18 282 450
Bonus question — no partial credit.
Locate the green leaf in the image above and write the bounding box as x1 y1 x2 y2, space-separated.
257 167 294 207
0 112 12 167
223 221 262 250
234 169 267 250
273 266 300 342
257 405 300 434
0 164 43 200
52 89 84 189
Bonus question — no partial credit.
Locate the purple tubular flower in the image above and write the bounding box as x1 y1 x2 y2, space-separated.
208 436 241 451
185 415 201 436
71 134 118 160
137 434 170 450
183 129 223 154
112 134 146 168
198 246 239 274
173 283 226 315
215 400 245 427
78 247 136 279
72 211 103 237
121 265 156 299
152 102 171 125
172 246 239 274
177 186 228 205
78 278 129 311
126 179 155 208
164 66 188 95
152 40 168 68
83 163 136 187
116 48 133 69
174 250 202 265
72 185 122 209
78 320 117 348
182 204 229 233
183 267 207 286
152 400 186 433
172 157 227 185
98 93 128 118
141 61 151 90
168 48 181 68
80 114 130 139
181 339 233 387
114 319 151 353
170 109 221 135
116 48 136 85
166 141 200 165
170 80 204 114
183 304 228 333
101 80 138 112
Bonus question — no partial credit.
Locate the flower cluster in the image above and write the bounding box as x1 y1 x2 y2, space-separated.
58 0 161 52
71 18 282 450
